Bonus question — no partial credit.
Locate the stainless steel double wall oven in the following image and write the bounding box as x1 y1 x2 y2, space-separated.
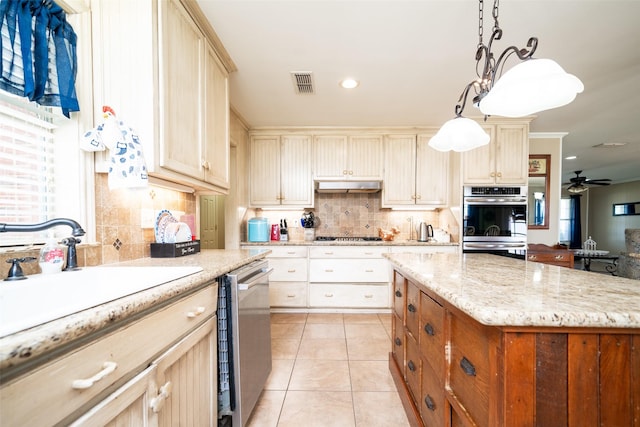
462 186 527 256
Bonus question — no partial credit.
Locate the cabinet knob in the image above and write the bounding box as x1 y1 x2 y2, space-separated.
186 306 206 318
497 172 502 177
460 357 476 376
150 381 173 413
424 395 436 411
416 195 421 200
71 361 118 390
395 337 402 346
424 323 435 336
490 172 496 177
407 303 416 313
407 360 416 372
343 170 348 175
395 290 402 298
201 160 210 170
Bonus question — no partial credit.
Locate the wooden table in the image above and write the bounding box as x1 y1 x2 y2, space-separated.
572 250 619 275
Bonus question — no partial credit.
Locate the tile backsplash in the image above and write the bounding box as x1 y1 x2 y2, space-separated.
248 193 457 242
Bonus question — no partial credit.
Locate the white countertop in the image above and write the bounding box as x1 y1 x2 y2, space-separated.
0 249 270 371
384 252 640 329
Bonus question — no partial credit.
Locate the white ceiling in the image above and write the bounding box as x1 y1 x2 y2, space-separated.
196 0 640 186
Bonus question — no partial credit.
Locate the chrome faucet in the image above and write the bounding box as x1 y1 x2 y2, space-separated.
1 218 86 273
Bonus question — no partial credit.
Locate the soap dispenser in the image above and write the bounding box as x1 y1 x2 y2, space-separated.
39 236 65 274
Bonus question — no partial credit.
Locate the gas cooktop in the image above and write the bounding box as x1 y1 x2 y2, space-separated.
315 236 382 242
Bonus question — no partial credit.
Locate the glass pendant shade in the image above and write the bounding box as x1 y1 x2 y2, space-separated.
567 184 588 194
428 117 490 152
479 58 584 117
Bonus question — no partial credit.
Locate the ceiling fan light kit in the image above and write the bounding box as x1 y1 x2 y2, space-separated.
565 170 612 193
429 0 584 152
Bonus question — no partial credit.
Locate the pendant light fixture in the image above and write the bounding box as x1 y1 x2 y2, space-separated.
429 0 584 152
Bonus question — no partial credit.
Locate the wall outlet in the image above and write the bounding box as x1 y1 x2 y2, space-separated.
141 209 156 229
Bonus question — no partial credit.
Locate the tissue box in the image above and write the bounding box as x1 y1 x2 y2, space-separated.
150 240 200 258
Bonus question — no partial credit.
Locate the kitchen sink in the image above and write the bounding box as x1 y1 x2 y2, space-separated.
0 266 203 337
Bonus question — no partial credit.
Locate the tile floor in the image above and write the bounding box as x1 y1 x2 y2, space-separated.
246 313 410 427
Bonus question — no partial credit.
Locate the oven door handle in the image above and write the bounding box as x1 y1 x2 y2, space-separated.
464 197 527 204
238 268 273 290
465 243 526 249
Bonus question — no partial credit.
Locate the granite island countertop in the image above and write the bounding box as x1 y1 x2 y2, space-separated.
0 248 270 372
384 252 640 329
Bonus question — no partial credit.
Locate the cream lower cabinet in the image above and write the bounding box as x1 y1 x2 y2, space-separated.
309 246 390 309
249 134 313 207
313 134 383 180
264 246 309 308
383 134 449 207
462 122 530 185
0 285 218 426
91 0 231 192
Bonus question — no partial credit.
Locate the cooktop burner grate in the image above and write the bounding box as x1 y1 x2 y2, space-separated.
315 236 382 242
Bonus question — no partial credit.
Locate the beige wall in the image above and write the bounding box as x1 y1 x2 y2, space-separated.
528 133 565 245
587 180 640 254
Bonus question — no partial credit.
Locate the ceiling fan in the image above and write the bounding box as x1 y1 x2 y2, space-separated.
564 170 612 193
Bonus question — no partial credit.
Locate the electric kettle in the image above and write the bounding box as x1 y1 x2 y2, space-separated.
417 222 434 242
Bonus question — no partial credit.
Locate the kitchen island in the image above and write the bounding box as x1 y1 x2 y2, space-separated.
0 248 269 426
385 252 640 427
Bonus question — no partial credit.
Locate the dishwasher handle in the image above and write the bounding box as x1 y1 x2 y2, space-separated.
238 267 273 290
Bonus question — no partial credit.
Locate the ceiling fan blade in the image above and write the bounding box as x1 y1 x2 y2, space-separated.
585 181 611 186
584 178 612 183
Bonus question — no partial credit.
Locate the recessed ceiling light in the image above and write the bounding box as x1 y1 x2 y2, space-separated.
339 78 359 89
565 155 577 160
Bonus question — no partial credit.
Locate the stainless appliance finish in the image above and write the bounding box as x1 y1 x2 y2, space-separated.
314 180 382 193
462 186 528 253
417 222 433 242
219 260 272 427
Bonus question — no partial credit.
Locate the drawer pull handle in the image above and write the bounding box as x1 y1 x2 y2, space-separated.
424 395 436 411
529 255 537 260
408 360 416 372
554 255 564 260
325 269 334 273
324 252 334 255
395 337 402 346
364 252 374 255
186 306 206 318
364 294 373 298
407 303 416 313
460 357 476 376
287 251 296 254
424 323 435 336
325 293 334 297
72 361 118 390
287 294 296 298
365 269 374 272
150 381 173 413
287 269 297 273
395 290 402 298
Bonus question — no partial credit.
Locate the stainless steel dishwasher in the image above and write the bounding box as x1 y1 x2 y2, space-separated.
218 260 272 427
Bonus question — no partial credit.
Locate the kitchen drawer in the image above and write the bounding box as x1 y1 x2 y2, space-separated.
309 246 388 258
269 281 308 307
0 285 217 427
392 313 404 370
527 251 574 268
269 257 308 282
309 258 389 283
267 246 309 258
405 280 420 339
309 283 389 308
420 357 445 427
449 312 495 427
405 332 421 403
420 292 445 380
393 271 406 319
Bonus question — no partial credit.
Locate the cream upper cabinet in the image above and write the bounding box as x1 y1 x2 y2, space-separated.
313 134 383 180
383 134 449 207
91 0 231 193
462 122 529 185
249 134 312 207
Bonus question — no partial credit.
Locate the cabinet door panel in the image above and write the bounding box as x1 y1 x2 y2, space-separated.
405 280 420 339
420 292 445 380
250 136 281 205
313 135 348 178
309 284 388 308
461 125 495 184
269 281 307 307
269 258 308 282
159 0 204 178
393 271 406 319
416 134 449 205
349 135 382 179
203 43 230 188
383 135 417 206
495 124 528 184
309 259 388 282
281 135 312 205
392 314 405 371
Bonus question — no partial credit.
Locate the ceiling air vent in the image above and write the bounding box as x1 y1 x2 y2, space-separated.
291 71 315 94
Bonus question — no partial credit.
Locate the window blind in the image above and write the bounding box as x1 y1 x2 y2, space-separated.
0 98 57 246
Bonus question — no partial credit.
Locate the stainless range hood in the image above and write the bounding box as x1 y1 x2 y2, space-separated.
314 180 382 194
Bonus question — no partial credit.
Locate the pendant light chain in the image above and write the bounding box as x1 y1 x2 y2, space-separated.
478 0 484 47
492 0 500 34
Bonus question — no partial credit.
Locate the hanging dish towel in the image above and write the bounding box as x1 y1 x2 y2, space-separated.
81 106 148 190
